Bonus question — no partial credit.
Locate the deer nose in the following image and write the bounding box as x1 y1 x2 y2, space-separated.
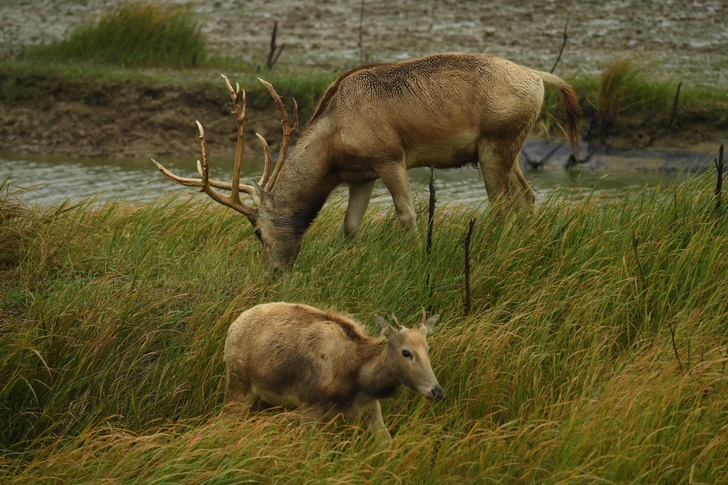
431 386 444 401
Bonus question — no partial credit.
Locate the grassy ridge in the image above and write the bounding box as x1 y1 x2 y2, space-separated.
25 3 206 68
1 175 727 482
3 55 727 136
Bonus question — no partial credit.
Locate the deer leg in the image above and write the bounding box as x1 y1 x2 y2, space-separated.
478 142 534 210
361 400 391 440
223 366 254 414
222 387 257 415
344 180 376 236
374 162 416 230
510 160 536 207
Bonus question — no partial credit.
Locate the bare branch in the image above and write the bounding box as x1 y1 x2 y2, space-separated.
463 218 476 317
632 233 683 374
716 144 724 216
550 19 569 74
427 167 436 255
266 21 286 70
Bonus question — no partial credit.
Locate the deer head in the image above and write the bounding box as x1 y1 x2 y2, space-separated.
151 75 299 274
374 308 443 402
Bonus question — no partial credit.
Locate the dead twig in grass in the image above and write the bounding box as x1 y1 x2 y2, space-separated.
427 167 435 255
426 167 436 303
463 218 476 317
645 82 681 147
715 144 724 217
633 233 683 374
522 142 563 169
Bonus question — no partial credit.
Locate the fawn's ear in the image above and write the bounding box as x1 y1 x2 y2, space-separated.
418 315 439 335
374 315 395 337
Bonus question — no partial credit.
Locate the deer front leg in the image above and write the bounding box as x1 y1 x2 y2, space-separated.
361 400 391 440
344 180 376 236
374 162 416 230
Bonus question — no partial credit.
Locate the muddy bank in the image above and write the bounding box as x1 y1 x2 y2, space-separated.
1 70 725 163
0 73 290 159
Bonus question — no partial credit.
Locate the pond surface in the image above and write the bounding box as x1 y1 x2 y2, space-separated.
0 141 711 208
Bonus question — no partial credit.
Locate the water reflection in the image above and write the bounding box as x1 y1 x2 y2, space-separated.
0 150 690 207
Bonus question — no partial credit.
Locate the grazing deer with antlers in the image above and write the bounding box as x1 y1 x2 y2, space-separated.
223 302 442 440
153 53 581 273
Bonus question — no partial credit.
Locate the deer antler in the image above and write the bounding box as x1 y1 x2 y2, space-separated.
151 74 260 219
151 75 298 216
256 77 299 193
391 314 403 330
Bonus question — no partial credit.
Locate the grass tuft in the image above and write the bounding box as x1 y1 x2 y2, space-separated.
594 58 674 117
26 2 206 68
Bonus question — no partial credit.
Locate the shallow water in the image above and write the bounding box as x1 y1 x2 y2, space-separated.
0 146 697 208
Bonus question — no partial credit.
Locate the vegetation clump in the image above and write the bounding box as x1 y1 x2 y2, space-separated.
594 58 675 117
27 2 206 68
1 172 727 482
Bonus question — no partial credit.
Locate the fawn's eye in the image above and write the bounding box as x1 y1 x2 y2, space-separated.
402 350 412 359
254 229 262 241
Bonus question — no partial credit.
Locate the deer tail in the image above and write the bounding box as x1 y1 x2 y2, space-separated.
534 71 582 163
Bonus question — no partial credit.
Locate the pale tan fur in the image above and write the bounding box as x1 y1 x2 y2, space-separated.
252 53 581 272
155 53 582 273
223 302 442 439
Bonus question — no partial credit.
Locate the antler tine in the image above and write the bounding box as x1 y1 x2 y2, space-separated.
222 74 246 203
150 73 265 219
391 314 402 330
197 120 210 189
256 133 272 188
257 77 298 193
420 305 427 325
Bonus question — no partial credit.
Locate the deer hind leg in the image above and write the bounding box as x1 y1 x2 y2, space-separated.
510 160 536 206
478 141 535 210
373 161 416 230
344 180 376 236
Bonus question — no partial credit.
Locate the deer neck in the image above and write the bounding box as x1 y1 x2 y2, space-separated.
268 125 340 233
358 339 400 399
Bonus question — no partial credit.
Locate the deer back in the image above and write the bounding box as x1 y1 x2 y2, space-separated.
310 53 546 156
224 303 386 405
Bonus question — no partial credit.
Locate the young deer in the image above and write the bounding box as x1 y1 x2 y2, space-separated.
223 303 443 439
153 53 582 273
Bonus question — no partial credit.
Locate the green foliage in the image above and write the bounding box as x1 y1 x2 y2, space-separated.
535 59 728 138
2 173 728 482
594 58 674 117
27 3 206 68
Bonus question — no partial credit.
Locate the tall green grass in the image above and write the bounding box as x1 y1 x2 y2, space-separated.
1 173 727 482
537 58 726 138
27 3 206 68
594 58 675 117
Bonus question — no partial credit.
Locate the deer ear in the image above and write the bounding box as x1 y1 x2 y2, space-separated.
374 315 394 336
418 315 439 334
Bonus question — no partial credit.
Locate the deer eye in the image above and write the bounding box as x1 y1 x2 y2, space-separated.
254 229 262 241
402 350 412 359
